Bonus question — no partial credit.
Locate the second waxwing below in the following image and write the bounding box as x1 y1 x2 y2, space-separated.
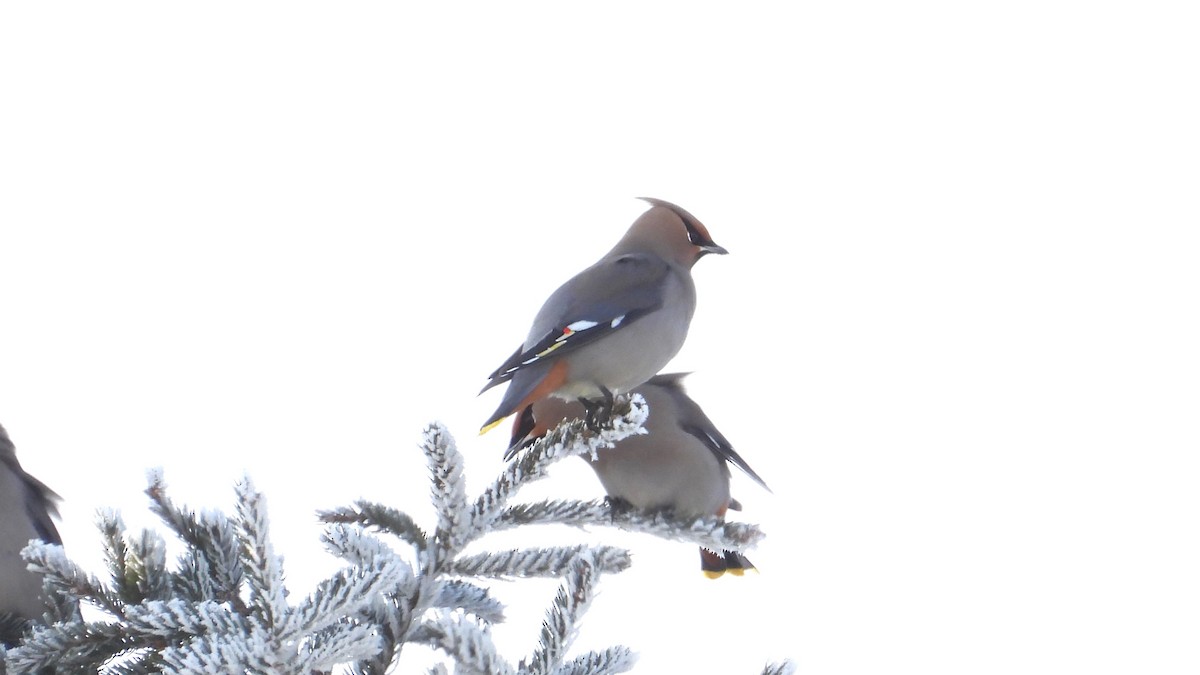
509 373 769 577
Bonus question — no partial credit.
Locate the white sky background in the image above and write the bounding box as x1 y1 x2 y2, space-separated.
2 2 1198 672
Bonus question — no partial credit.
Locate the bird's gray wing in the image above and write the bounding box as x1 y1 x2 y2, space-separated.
481 253 670 392
648 375 772 493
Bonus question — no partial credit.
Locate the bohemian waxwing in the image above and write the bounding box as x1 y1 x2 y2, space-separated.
0 423 63 639
480 198 727 434
508 373 769 578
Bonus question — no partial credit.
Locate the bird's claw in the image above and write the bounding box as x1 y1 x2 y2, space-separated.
579 386 616 432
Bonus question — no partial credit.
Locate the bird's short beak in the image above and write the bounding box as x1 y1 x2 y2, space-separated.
701 243 729 256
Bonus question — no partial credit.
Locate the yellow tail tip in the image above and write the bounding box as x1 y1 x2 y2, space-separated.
479 418 506 436
702 567 757 579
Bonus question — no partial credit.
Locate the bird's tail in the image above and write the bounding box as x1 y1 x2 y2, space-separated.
503 403 543 460
700 547 755 579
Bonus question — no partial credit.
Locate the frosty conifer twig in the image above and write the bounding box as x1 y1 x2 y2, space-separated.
128 528 171 604
409 614 515 675
553 647 639 675
122 598 247 638
99 508 172 609
99 508 132 600
285 559 403 636
319 501 428 550
446 544 631 579
522 550 600 675
425 422 470 564
145 469 246 610
498 498 765 555
234 478 288 632
430 580 506 624
23 540 126 619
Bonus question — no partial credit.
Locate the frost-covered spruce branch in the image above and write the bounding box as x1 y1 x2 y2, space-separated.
497 498 765 555
320 393 769 674
318 395 652 674
6 394 773 673
5 472 407 674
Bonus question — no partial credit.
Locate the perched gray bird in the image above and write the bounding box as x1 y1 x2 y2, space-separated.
508 373 769 578
1 423 63 628
480 198 727 434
